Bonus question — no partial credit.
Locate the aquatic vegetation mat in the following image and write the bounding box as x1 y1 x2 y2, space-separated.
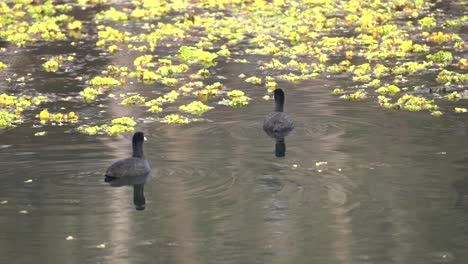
0 0 466 136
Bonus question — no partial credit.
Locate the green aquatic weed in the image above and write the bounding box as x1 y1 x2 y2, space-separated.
96 26 129 48
111 117 136 127
145 90 179 107
446 91 461 101
245 76 262 85
179 46 218 68
0 110 20 128
90 76 121 88
436 70 468 84
149 105 162 113
36 109 78 125
219 90 250 108
42 56 61 72
131 69 160 84
217 46 231 57
376 84 401 96
456 59 468 71
340 91 367 101
426 51 453 65
443 16 468 28
77 125 100 135
163 114 190 124
179 101 212 116
78 117 136 136
455 107 467 113
0 93 47 110
332 88 345 95
121 94 145 106
133 55 155 68
418 16 436 30
80 87 101 103
161 77 178 86
396 94 438 112
0 61 7 71
96 7 128 23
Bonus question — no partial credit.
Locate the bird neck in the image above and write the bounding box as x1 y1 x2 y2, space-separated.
275 97 284 112
132 142 144 158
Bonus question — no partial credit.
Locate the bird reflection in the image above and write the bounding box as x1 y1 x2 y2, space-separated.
263 89 294 157
105 132 151 210
452 176 468 208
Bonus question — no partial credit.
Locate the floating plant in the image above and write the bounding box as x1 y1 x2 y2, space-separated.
0 0 466 137
179 101 212 116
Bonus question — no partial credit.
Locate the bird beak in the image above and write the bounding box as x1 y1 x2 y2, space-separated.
144 137 147 141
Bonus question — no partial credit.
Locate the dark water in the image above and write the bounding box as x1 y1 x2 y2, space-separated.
1 6 468 264
2 78 468 263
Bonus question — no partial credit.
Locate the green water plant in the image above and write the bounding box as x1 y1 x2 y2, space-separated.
219 90 250 108
426 51 453 65
77 117 136 136
36 109 78 125
396 94 438 112
90 76 121 88
121 94 145 106
179 101 212 116
96 7 128 23
0 61 7 71
162 114 191 124
179 46 218 68
0 110 20 128
446 91 461 101
42 56 61 72
455 107 467 113
80 87 101 103
376 84 401 96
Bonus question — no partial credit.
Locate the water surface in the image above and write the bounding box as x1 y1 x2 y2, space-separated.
2 78 468 264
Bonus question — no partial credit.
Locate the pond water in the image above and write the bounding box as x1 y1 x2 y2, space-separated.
2 73 468 263
1 1 468 264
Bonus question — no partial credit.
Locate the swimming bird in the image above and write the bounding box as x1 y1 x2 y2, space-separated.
263 88 294 157
105 131 151 210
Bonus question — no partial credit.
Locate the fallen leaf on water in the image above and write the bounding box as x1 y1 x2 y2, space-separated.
315 161 328 167
96 243 106 249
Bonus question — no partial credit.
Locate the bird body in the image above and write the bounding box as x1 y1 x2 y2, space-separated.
104 132 150 210
105 157 150 187
263 89 294 138
263 112 294 138
263 89 294 157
